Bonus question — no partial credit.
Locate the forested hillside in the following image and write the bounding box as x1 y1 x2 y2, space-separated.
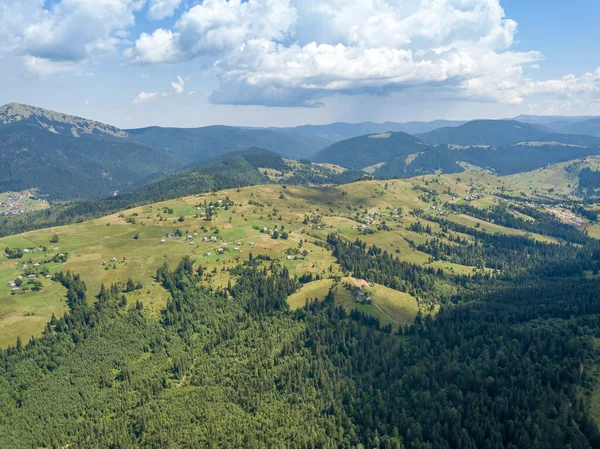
560 119 600 138
2 218 600 447
0 103 332 201
313 120 600 178
128 125 331 161
313 131 428 169
0 122 179 199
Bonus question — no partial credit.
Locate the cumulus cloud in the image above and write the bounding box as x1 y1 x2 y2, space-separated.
133 76 186 104
0 0 144 77
127 0 296 64
23 56 82 79
133 91 161 104
147 0 182 21
125 0 600 109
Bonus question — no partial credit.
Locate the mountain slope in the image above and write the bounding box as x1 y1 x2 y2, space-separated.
130 156 268 203
418 119 600 146
0 121 179 200
0 103 332 200
312 131 429 169
0 103 128 139
127 125 331 161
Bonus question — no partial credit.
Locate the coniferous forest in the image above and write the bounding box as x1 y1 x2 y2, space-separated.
2 209 600 449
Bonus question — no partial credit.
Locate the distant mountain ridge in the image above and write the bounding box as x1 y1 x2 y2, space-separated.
313 131 428 169
3 102 600 201
260 120 467 142
417 120 600 147
127 125 331 162
259 115 600 143
313 119 600 178
0 103 128 139
0 103 332 200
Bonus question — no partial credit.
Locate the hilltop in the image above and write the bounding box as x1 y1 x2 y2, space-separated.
312 131 428 169
0 103 128 139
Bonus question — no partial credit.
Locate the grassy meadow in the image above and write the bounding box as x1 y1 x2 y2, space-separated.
0 173 594 347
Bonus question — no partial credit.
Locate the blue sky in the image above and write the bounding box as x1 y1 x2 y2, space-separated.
502 0 600 77
0 0 598 128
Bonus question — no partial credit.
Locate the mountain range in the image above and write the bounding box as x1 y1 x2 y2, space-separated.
259 120 467 142
312 119 600 178
2 102 600 201
416 120 600 146
127 125 330 163
0 103 331 199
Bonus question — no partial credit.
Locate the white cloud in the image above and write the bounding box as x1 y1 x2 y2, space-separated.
0 0 144 77
133 76 187 103
124 28 180 64
171 76 185 94
125 0 600 109
23 56 81 79
133 91 161 104
147 0 183 20
127 0 296 64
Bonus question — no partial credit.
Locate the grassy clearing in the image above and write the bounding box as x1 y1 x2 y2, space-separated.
287 279 335 310
335 278 419 330
447 214 558 243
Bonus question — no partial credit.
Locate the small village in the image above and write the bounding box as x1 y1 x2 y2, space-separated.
0 191 48 216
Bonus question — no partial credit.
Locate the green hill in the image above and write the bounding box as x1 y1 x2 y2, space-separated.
1 175 600 448
182 147 288 171
312 131 428 169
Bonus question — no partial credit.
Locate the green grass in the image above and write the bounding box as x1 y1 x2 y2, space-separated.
0 173 586 347
287 279 335 309
335 278 419 330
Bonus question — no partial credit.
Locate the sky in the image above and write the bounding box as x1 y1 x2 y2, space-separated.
0 0 598 129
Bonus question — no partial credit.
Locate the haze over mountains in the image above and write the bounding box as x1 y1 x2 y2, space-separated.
1 102 600 201
313 120 600 178
127 125 330 162
259 120 467 142
416 120 600 146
